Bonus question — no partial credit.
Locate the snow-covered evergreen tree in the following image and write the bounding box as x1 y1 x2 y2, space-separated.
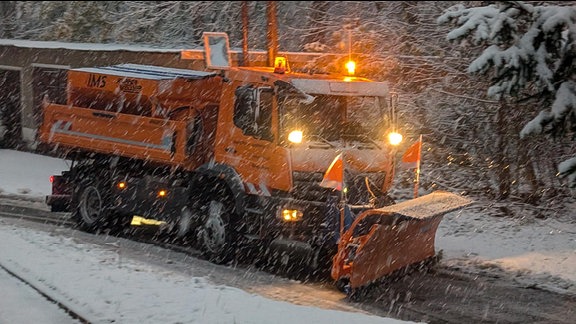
438 1 576 189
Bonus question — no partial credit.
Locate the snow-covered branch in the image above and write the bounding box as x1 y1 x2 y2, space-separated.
439 1 576 189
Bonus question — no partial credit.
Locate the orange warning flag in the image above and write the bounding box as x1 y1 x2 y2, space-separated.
320 153 344 191
401 138 422 169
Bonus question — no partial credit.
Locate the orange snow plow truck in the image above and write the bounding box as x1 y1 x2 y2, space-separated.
39 34 471 294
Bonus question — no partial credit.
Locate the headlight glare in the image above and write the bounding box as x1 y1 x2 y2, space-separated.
388 132 403 146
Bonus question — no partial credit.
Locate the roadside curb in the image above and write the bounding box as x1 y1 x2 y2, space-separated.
0 194 54 217
0 193 44 203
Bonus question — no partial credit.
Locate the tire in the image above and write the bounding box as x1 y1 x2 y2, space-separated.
197 199 237 265
73 184 110 233
73 183 132 235
176 206 194 238
172 206 198 246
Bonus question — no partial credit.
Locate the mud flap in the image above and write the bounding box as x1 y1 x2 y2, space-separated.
331 191 473 290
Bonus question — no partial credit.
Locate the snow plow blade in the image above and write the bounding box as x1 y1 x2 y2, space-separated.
331 191 472 290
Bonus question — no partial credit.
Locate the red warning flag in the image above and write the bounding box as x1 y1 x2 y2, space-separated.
401 138 422 169
320 153 344 191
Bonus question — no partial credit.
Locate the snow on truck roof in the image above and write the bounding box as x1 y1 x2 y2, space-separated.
71 63 390 97
71 64 217 80
291 78 390 97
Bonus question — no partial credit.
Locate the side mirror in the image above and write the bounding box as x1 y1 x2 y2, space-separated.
203 32 232 70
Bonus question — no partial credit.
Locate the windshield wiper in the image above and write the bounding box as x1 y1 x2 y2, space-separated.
306 135 335 149
341 134 381 149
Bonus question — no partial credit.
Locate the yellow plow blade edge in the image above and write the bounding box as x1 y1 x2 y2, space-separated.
331 191 473 289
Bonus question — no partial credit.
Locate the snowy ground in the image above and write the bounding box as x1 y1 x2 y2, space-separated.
1 149 575 323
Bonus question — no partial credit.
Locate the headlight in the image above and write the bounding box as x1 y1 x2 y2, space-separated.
388 132 403 146
288 130 303 144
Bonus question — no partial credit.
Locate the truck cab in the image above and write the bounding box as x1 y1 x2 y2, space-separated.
200 63 402 269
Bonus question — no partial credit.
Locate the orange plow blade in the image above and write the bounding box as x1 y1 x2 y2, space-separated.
331 191 473 290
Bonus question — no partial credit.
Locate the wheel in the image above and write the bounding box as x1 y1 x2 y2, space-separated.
176 206 194 238
197 199 236 264
74 185 106 232
172 206 198 246
73 184 111 233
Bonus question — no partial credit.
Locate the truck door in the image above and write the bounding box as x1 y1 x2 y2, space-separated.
229 85 289 193
233 85 273 141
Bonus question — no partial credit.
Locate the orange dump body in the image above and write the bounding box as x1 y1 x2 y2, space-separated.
66 64 221 118
39 64 223 170
40 104 188 166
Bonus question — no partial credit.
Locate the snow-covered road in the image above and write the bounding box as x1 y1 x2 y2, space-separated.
0 214 410 324
1 149 576 323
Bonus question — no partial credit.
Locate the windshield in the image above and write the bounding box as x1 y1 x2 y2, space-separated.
279 93 389 146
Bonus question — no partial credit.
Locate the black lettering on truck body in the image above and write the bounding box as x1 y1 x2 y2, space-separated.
87 74 106 88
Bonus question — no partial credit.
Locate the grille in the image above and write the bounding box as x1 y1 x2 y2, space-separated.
292 171 386 205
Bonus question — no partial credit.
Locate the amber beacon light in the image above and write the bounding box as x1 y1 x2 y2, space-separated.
274 56 287 74
345 60 356 75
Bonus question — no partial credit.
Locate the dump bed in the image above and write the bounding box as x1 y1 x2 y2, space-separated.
39 64 223 168
40 103 189 166
67 64 222 118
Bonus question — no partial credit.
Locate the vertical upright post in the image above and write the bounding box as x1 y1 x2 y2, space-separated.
339 152 346 239
241 1 249 66
348 29 352 62
266 1 278 67
414 134 423 198
320 152 347 240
